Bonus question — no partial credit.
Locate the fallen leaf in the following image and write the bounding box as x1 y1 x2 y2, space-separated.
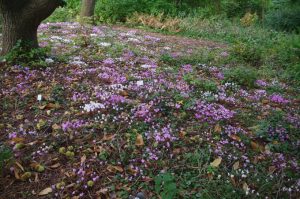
107 165 124 173
268 166 276 174
46 103 61 109
15 161 25 171
210 157 222 168
102 134 115 141
50 163 61 169
214 124 222 133
179 131 187 138
81 154 87 164
250 141 264 152
12 137 25 143
135 134 144 146
229 134 241 142
38 187 52 196
243 182 249 194
36 119 46 130
52 124 61 130
233 161 240 170
127 166 138 175
16 114 23 120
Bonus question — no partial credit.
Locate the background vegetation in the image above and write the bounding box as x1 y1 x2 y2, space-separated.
44 0 300 85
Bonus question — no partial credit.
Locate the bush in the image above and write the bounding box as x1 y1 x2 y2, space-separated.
230 42 263 67
96 0 149 23
221 0 264 18
2 41 50 68
224 66 258 88
266 6 300 33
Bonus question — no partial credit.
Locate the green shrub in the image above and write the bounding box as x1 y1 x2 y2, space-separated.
2 41 50 68
230 42 263 67
222 0 265 18
266 5 300 33
224 66 258 88
155 172 177 199
0 144 12 174
96 0 149 23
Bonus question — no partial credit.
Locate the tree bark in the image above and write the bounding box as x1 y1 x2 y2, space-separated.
80 0 96 18
0 0 63 55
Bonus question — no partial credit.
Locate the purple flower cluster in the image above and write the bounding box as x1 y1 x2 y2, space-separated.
154 125 176 145
268 125 289 141
133 103 152 122
269 94 290 104
98 66 127 84
194 101 235 123
181 64 193 74
62 120 87 132
256 80 267 87
108 94 126 104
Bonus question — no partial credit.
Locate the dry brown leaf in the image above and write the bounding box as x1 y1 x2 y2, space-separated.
50 163 61 169
268 166 276 174
46 103 61 109
38 187 52 196
233 161 240 170
15 161 25 171
214 124 222 133
102 134 115 141
81 155 87 164
16 114 23 120
250 141 264 152
12 137 25 143
179 131 187 138
243 182 249 194
135 134 144 146
210 157 222 168
14 166 21 179
230 176 237 187
52 124 61 130
107 165 124 173
229 135 241 142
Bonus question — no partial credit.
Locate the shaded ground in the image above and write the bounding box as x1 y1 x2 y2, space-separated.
0 22 299 199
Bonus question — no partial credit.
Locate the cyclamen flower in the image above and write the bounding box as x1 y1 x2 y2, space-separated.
256 80 267 87
83 101 105 112
269 94 290 104
194 101 235 123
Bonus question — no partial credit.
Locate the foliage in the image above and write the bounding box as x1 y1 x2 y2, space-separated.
0 144 12 174
224 66 258 88
1 40 50 69
154 172 177 199
230 42 262 67
265 0 300 32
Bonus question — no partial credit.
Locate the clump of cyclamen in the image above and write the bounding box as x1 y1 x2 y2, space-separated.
82 101 105 112
194 100 235 123
269 94 290 104
62 120 87 132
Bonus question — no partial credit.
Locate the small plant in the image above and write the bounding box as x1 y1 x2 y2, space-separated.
2 40 50 68
0 144 12 174
255 111 291 142
155 172 177 199
127 12 181 32
184 74 218 93
230 42 263 67
240 12 258 27
224 66 258 88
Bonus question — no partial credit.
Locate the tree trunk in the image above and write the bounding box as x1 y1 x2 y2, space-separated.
80 0 96 18
0 0 63 55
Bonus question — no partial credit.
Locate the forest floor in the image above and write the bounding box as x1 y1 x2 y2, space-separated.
0 22 299 199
